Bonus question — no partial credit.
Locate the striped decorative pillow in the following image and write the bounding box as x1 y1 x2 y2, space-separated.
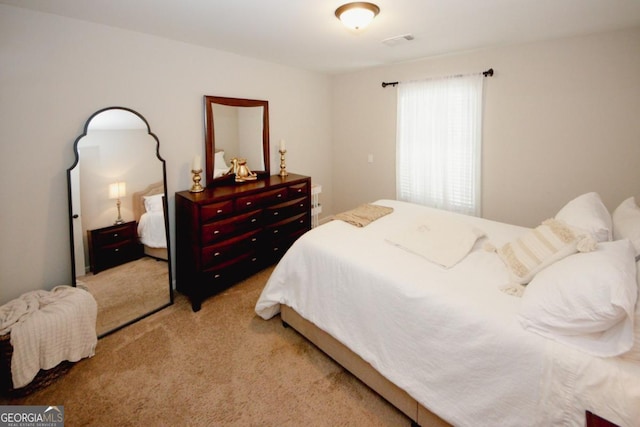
497 218 582 285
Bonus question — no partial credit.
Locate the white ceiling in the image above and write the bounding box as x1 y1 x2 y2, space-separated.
3 0 640 74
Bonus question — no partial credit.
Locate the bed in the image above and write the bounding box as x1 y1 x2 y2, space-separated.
132 182 168 261
255 196 640 427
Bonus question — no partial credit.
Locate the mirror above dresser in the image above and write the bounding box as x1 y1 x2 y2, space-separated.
204 96 270 186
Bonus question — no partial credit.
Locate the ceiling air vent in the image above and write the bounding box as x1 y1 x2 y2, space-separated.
382 34 415 47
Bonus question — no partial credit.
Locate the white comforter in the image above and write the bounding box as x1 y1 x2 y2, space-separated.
138 211 167 248
256 199 640 427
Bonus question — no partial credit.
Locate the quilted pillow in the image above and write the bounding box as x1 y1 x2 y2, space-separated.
519 239 637 357
555 192 612 242
497 218 591 286
612 197 640 257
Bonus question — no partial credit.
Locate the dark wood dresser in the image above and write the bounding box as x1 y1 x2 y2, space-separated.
87 221 143 274
175 174 311 311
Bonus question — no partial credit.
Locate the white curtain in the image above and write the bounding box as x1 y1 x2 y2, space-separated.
396 74 484 216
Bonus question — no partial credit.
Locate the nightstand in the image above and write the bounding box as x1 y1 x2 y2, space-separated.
87 221 143 274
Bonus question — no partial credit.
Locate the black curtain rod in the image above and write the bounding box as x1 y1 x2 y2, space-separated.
381 68 494 88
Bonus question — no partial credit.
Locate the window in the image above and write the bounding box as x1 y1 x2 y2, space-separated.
396 74 484 216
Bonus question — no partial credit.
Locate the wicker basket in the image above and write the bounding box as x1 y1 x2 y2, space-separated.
0 332 74 397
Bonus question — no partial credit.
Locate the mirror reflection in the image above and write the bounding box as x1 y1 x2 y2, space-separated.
67 107 173 337
204 96 270 185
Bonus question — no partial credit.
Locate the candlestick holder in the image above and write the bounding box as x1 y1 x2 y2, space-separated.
279 149 288 177
190 168 204 193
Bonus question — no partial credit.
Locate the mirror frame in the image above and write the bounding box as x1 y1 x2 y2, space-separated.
66 106 173 336
204 95 270 186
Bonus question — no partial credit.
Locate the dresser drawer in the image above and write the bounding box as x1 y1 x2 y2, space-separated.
201 200 235 223
263 212 309 240
236 188 288 212
288 182 309 197
201 252 261 285
201 230 261 268
263 197 309 223
201 209 262 244
91 222 137 246
91 240 143 273
264 229 307 261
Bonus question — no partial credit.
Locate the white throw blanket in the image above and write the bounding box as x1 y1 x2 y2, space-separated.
0 286 97 388
386 213 485 268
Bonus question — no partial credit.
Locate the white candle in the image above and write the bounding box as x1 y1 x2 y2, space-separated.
280 139 286 151
192 155 201 171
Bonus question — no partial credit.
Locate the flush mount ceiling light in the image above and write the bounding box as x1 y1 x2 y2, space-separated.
335 2 380 30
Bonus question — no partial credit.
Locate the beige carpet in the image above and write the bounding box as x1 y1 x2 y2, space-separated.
77 257 171 336
1 267 410 426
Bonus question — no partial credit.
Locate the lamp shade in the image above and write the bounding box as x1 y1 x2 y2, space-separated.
109 182 126 199
335 2 380 30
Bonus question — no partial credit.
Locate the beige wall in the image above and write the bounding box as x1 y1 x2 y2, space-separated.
0 5 332 304
331 28 640 227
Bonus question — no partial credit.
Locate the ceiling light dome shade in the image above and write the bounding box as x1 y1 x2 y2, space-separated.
335 2 380 30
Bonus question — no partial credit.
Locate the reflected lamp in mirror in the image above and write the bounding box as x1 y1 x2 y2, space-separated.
108 181 126 224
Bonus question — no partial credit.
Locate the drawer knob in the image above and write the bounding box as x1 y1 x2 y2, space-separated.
252 238 257 242
214 230 220 234
251 218 257 223
114 248 119 252
246 201 252 206
277 194 282 198
273 229 279 234
273 211 279 216
251 257 257 262
214 274 220 279
299 203 304 207
214 252 220 257
113 233 119 237
217 209 223 213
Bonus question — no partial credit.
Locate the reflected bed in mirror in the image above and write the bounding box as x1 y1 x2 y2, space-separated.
204 96 270 186
67 107 173 337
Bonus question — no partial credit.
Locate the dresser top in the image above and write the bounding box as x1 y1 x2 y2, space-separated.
176 173 309 204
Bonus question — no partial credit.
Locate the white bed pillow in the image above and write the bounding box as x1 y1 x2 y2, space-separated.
518 239 637 357
143 194 164 212
215 150 228 169
612 197 640 257
496 218 586 285
555 192 612 242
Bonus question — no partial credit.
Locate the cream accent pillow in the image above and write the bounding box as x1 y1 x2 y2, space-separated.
519 240 637 357
555 192 612 242
612 197 640 257
497 218 584 285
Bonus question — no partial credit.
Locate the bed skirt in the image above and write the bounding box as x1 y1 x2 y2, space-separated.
280 304 451 427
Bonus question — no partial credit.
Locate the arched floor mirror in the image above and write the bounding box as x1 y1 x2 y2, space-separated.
67 107 173 337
